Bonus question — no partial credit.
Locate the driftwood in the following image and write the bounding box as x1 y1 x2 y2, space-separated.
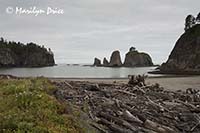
99 112 137 132
122 110 143 124
53 75 200 133
115 89 136 97
143 119 176 133
99 118 130 133
128 74 147 86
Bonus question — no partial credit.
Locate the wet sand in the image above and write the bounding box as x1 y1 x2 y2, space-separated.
50 75 200 91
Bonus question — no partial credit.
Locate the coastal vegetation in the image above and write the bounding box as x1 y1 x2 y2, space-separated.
0 77 85 132
185 12 200 31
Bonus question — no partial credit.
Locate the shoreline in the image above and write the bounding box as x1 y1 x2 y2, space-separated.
1 74 200 91
49 75 200 92
47 74 199 80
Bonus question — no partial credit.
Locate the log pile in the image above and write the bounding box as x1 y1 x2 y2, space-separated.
53 75 200 133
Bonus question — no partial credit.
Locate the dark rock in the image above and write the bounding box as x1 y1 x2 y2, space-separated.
93 48 153 67
109 50 122 67
160 24 200 74
123 50 153 67
93 58 101 66
0 38 55 67
103 57 109 66
0 48 16 67
24 50 55 67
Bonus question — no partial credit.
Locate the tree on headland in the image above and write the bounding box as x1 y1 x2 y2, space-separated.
0 37 51 56
185 15 196 31
0 37 4 43
129 46 136 52
196 12 200 24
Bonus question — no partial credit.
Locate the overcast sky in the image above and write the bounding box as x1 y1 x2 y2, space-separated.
0 0 200 64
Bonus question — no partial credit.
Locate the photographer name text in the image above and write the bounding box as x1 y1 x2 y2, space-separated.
6 6 64 16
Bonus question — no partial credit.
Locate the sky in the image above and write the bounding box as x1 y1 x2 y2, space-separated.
0 0 200 64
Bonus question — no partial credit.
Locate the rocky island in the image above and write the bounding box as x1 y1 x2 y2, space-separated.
93 47 154 67
159 13 200 74
0 37 55 67
124 47 154 67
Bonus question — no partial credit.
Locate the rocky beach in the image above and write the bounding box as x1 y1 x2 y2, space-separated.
52 75 200 133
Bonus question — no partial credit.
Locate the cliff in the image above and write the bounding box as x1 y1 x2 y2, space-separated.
123 51 153 67
0 38 55 67
160 24 200 74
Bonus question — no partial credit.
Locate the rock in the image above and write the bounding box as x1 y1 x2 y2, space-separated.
93 58 101 66
160 24 200 74
0 38 55 67
123 49 153 67
24 51 55 67
103 57 109 66
109 50 122 67
0 48 16 67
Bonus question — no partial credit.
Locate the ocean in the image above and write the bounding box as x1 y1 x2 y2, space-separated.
0 64 158 78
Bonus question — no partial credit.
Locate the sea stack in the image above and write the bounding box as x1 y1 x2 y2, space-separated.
93 57 101 66
109 50 122 67
103 57 109 66
160 24 200 74
123 47 154 67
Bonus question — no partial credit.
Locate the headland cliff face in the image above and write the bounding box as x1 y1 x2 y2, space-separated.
160 24 200 74
0 38 55 67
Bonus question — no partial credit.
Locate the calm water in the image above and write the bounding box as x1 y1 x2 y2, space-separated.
0 64 158 78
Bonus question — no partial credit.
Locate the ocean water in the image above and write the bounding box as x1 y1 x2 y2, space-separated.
0 64 158 78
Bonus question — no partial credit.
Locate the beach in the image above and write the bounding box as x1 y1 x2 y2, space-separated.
50 75 200 91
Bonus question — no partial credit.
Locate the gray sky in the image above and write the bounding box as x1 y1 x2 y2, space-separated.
0 0 200 64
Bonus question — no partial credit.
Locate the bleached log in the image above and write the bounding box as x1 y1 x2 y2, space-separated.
99 112 137 131
115 89 136 97
123 110 143 124
144 119 176 133
99 118 129 133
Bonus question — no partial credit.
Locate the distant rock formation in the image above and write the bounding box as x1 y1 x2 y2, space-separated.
93 58 101 66
123 49 153 67
160 24 200 74
0 38 55 67
103 57 109 66
93 48 153 67
109 50 122 67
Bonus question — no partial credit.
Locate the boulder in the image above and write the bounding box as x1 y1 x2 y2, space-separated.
103 57 109 66
123 50 153 67
109 50 122 67
160 24 200 74
93 58 101 66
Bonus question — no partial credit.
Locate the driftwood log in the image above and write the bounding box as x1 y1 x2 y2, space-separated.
53 75 200 133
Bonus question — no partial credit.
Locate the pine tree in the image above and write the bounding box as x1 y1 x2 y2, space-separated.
185 15 196 31
196 12 200 24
